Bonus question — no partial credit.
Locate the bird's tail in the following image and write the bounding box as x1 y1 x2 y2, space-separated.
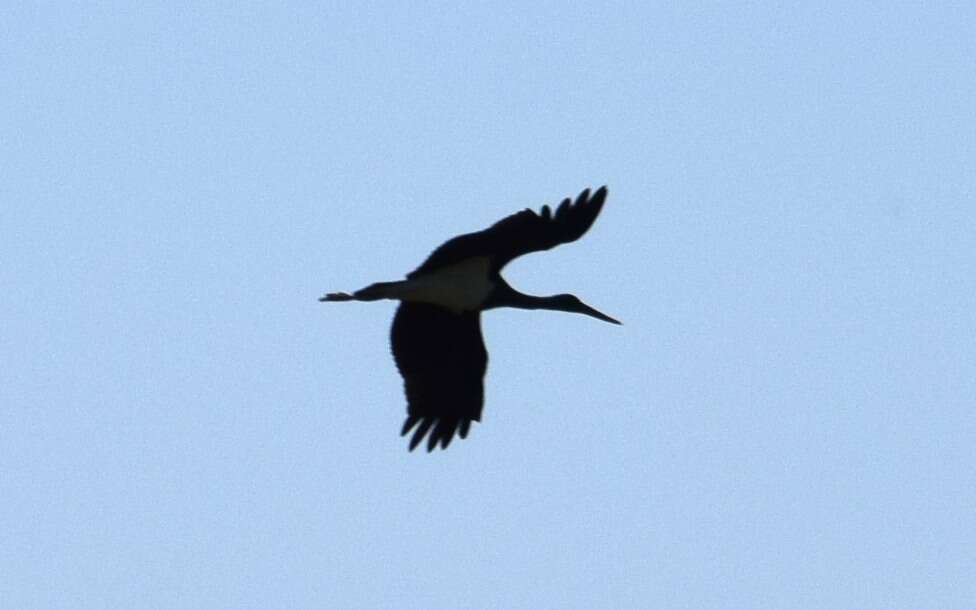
319 280 406 302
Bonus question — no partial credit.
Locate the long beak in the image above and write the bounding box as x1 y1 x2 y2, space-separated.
579 302 622 325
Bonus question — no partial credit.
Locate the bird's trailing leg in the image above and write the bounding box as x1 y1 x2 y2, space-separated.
319 292 354 301
319 280 406 303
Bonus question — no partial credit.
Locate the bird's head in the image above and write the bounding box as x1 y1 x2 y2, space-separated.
550 294 621 325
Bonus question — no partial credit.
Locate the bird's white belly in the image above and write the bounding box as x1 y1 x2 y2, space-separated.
397 257 494 313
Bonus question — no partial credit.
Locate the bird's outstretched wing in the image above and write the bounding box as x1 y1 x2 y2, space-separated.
390 303 488 451
408 186 608 278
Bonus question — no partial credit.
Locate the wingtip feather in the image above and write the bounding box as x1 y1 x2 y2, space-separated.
591 186 608 206
401 415 421 436
401 417 474 451
409 418 434 451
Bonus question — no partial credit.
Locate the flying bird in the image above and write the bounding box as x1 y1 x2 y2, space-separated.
321 186 619 451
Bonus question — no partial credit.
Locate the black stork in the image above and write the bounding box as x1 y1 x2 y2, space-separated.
321 186 619 451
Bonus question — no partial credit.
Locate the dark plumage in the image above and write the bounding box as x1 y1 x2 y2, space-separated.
321 186 618 451
409 186 608 278
391 304 486 451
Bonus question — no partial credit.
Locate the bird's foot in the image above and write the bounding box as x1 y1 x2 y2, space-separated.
319 292 354 302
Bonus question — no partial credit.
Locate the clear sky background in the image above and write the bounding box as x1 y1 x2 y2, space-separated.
3 3 974 609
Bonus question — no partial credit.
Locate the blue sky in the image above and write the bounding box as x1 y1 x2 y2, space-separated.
3 3 974 609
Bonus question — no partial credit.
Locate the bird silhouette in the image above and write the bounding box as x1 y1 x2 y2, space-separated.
321 186 619 451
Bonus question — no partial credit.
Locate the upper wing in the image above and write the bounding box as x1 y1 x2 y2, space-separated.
390 303 488 451
407 186 608 278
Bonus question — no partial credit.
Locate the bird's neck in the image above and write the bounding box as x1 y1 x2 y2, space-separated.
488 283 565 312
